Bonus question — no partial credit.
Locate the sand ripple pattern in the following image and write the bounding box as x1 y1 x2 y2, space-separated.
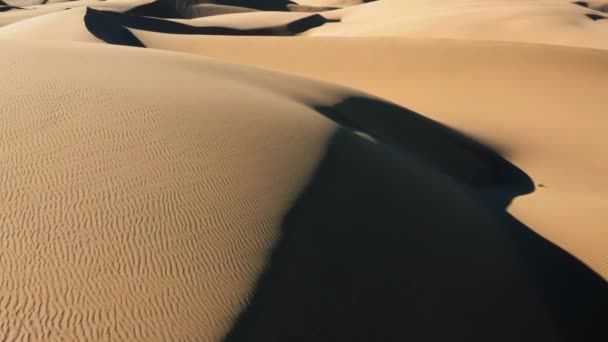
0 41 335 341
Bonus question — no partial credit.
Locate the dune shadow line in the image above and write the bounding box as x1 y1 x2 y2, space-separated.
223 97 608 342
125 0 185 19
586 13 607 20
0 2 23 11
83 7 334 48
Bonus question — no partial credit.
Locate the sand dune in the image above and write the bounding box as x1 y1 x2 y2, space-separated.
0 0 607 341
83 8 331 47
1 38 606 341
114 34 608 277
573 1 608 12
0 0 150 27
0 6 333 43
303 0 608 50
0 39 340 341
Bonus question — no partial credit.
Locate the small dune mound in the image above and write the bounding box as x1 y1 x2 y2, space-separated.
573 1 608 13
586 12 607 20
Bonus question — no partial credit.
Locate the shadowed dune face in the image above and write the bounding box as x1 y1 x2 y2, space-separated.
573 0 608 20
83 7 333 47
172 0 296 11
125 0 184 18
313 98 527 192
125 0 265 19
573 1 608 13
226 97 608 342
586 12 607 20
128 34 608 278
0 5 19 11
166 0 370 11
0 0 23 11
164 0 373 18
166 0 300 18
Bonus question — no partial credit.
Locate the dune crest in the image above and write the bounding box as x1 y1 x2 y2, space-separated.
0 39 340 341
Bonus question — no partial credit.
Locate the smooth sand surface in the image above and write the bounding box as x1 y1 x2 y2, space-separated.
306 0 608 49
1 0 607 341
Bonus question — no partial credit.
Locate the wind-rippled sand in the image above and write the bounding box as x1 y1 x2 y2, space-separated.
0 40 340 340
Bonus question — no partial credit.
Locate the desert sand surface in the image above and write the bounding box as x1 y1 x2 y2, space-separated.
0 0 607 341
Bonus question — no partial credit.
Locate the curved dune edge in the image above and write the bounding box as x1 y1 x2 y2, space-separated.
227 124 608 342
0 38 606 341
108 32 608 279
82 7 332 47
573 1 608 13
0 39 341 341
303 0 608 50
0 6 337 43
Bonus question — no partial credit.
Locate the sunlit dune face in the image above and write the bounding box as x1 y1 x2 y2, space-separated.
0 41 336 341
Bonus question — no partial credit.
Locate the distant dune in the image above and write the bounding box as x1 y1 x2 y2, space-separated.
0 1 607 341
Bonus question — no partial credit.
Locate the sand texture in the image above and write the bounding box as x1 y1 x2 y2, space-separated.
0 0 607 341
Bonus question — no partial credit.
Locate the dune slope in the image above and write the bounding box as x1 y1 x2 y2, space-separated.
0 0 607 341
0 39 339 341
0 39 606 341
118 34 608 278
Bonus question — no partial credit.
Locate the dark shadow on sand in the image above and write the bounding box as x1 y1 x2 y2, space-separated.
573 1 608 14
168 0 377 12
164 0 377 15
0 4 23 11
125 0 185 19
223 97 608 342
84 7 334 47
180 0 296 11
586 13 607 21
